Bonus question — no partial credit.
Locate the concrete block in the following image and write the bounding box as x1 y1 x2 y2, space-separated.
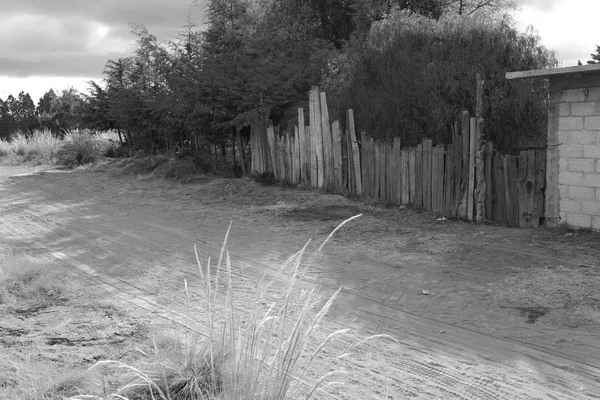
559 117 584 131
562 89 586 103
559 184 569 198
569 130 596 144
559 171 583 186
588 87 600 101
570 186 596 201
583 145 600 158
581 200 600 215
585 116 600 131
583 173 600 187
592 216 600 231
559 103 571 116
559 158 568 171
558 130 570 143
572 102 599 116
567 213 593 228
560 199 581 213
568 158 595 172
560 144 584 158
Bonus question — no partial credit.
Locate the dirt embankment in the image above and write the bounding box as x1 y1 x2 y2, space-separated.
1 159 599 399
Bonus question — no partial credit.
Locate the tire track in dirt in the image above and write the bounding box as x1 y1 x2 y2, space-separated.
19 203 600 385
3 202 542 400
0 208 596 398
1 170 599 399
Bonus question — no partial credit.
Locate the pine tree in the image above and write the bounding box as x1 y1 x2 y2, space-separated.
586 45 600 65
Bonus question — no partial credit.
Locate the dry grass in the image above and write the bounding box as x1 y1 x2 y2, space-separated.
0 130 119 166
0 243 91 400
86 221 354 399
0 130 62 162
0 246 73 310
1 218 393 399
56 133 117 168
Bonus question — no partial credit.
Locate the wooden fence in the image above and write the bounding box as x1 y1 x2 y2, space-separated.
250 86 546 228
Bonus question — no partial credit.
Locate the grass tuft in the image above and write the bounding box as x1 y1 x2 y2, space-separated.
85 216 390 399
2 217 394 399
0 130 120 166
56 133 110 168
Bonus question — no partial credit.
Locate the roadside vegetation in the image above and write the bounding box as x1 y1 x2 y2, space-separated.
0 130 119 167
2 1 599 398
3 0 591 172
1 218 392 400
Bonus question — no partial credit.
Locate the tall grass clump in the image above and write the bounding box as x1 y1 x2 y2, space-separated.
88 216 392 400
0 130 62 162
56 133 115 168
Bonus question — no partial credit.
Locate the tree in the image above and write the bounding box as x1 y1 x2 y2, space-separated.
586 45 600 65
324 11 556 153
37 89 58 132
83 81 114 134
0 97 15 138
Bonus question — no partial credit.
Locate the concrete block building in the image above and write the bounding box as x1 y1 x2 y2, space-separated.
507 64 600 231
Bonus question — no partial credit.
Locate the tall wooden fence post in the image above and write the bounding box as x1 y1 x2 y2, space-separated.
320 92 333 188
474 73 486 222
266 124 276 178
332 120 343 190
485 142 493 219
298 108 309 185
309 87 322 188
457 111 470 218
467 117 477 221
347 109 362 195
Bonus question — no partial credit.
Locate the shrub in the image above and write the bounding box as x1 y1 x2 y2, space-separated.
56 133 107 168
84 217 391 399
323 10 556 153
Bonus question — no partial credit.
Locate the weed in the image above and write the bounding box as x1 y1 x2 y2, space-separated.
82 216 394 400
1 218 394 399
56 133 108 168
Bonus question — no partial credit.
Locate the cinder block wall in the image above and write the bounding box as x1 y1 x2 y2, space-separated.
558 87 600 230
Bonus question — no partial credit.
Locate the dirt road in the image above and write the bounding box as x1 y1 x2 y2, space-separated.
1 161 600 399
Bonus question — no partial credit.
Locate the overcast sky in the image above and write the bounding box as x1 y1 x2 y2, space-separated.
0 0 599 103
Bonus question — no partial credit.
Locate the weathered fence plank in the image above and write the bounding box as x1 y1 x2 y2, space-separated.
320 91 333 187
332 120 343 190
309 87 322 188
467 117 476 221
348 110 362 195
415 143 423 208
341 133 349 192
298 109 309 185
485 142 493 219
492 151 506 223
505 155 517 225
400 149 408 205
519 149 546 228
409 148 416 205
423 139 432 211
266 125 276 179
393 137 402 204
346 133 354 194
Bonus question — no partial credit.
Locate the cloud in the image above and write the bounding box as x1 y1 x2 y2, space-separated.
515 0 600 67
517 0 561 12
0 0 205 79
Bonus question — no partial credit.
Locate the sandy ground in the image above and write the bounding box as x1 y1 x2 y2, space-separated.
1 160 600 399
